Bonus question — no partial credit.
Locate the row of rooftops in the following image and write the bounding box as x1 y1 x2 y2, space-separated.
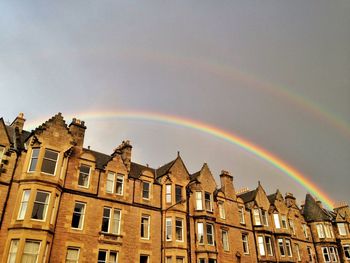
2 113 349 223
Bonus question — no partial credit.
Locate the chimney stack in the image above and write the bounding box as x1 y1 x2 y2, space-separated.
285 192 296 207
116 140 132 173
69 118 86 147
219 170 236 199
10 113 25 133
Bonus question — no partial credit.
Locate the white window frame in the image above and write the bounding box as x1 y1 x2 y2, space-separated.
278 238 285 257
78 164 91 188
28 148 40 172
166 185 172 204
307 246 313 262
66 247 80 263
323 247 330 263
141 215 150 240
206 223 214 245
23 240 41 263
222 229 229 251
31 191 50 221
166 217 172 241
274 213 281 229
317 224 325 238
242 234 249 254
17 189 31 220
295 244 301 261
261 210 269 226
204 192 213 212
239 206 245 224
265 236 273 256
218 202 225 219
329 247 338 262
41 149 59 176
116 174 124 195
281 215 288 229
7 239 19 263
253 208 261 226
257 236 265 256
285 239 293 257
175 218 184 242
197 222 204 244
142 181 151 200
71 202 86 230
195 191 203 211
106 172 115 193
344 245 350 260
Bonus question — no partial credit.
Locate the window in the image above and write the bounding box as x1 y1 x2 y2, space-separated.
28 148 39 172
31 191 50 220
43 243 50 263
289 219 295 235
66 247 80 263
166 218 172 241
274 213 281 229
295 244 301 261
199 259 205 263
329 247 337 262
176 218 183 241
239 206 245 224
176 257 184 263
142 181 151 199
307 247 313 262
261 210 268 226
97 250 118 263
71 202 85 229
323 247 330 262
242 234 249 254
166 185 172 203
278 238 285 257
116 174 124 195
7 239 19 263
41 149 59 175
106 172 115 193
18 190 31 220
205 192 212 212
195 192 203 210
141 215 150 239
78 164 90 187
325 224 332 238
317 224 325 238
102 207 122 234
222 230 229 251
140 255 149 263
197 222 204 244
206 223 214 245
344 245 350 260
281 215 288 229
50 194 59 225
166 257 172 263
302 223 308 238
285 240 292 257
22 240 40 263
257 236 265 256
265 236 273 256
217 202 225 219
253 208 261 225
175 185 182 203
0 146 4 164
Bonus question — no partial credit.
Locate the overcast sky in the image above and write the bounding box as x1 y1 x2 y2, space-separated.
1 1 349 206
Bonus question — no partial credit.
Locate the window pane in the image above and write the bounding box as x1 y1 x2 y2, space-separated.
278 239 285 256
205 192 212 211
207 223 214 245
140 255 149 263
176 219 183 241
258 236 265 256
222 230 229 251
78 165 90 187
166 185 172 203
66 247 80 263
106 172 115 193
7 239 19 263
196 192 203 210
109 252 118 263
31 191 50 220
242 234 249 254
29 148 39 172
116 175 124 195
141 216 150 239
102 208 111 232
71 202 85 229
166 218 172 241
98 250 107 263
197 222 204 244
112 209 121 234
22 240 40 263
274 214 281 229
175 185 182 203
142 182 150 199
42 149 58 175
18 190 31 220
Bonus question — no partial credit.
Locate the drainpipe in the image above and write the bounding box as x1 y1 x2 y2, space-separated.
0 149 19 229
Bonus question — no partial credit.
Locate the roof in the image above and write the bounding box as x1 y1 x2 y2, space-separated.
303 194 334 222
129 162 155 179
5 125 31 149
238 189 257 203
190 171 200 181
83 148 112 170
155 158 177 178
268 193 277 204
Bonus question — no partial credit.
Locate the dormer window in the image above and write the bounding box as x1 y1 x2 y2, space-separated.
273 213 281 229
78 165 90 188
41 149 59 175
205 192 213 212
261 210 269 226
116 174 124 195
142 181 151 199
253 208 261 226
281 215 288 229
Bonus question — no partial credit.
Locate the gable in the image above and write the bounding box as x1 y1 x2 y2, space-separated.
0 118 11 146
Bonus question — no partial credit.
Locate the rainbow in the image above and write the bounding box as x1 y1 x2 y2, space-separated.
26 110 335 209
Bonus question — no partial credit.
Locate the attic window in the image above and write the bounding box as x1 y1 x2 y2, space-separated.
41 149 59 175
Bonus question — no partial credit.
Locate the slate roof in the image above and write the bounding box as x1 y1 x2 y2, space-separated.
83 149 112 170
238 189 257 203
155 158 176 178
129 162 155 179
268 193 277 204
5 125 31 149
190 171 200 181
303 194 334 222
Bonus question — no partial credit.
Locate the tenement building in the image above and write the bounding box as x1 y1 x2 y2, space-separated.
0 113 349 263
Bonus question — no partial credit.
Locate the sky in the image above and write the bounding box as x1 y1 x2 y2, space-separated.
0 1 349 207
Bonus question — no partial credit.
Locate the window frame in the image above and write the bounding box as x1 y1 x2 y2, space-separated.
22 240 41 263
273 213 281 229
239 206 245 224
28 148 40 172
218 201 225 219
265 236 273 256
77 164 91 188
41 149 59 176
261 210 269 226
106 172 115 193
253 208 261 226
71 202 86 230
142 181 151 200
317 224 325 239
66 247 80 263
31 190 50 221
175 185 182 203
285 239 293 257
278 238 286 257
7 239 19 263
166 217 172 241
116 174 124 195
206 223 214 245
222 229 229 251
344 245 350 260
195 191 203 211
17 189 31 220
281 215 288 229
175 218 184 242
0 145 5 164
242 233 249 254
204 192 213 212
295 244 301 261
197 222 204 244
166 184 172 204
141 214 151 240
257 235 266 256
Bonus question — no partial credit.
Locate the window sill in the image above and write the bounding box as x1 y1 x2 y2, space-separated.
99 232 123 244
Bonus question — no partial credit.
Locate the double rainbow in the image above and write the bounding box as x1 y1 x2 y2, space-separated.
27 110 335 209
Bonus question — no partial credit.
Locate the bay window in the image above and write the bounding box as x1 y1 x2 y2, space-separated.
206 223 214 245
176 218 183 241
22 240 41 263
197 222 204 244
18 190 31 220
31 191 50 220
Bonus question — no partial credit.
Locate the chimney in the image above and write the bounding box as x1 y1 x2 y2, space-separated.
316 200 323 209
285 192 296 207
10 113 25 133
219 170 236 198
69 118 86 147
116 140 132 173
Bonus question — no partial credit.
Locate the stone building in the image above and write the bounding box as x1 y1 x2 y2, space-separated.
0 113 349 263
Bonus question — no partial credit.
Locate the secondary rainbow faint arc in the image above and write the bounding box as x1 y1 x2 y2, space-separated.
27 110 335 209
